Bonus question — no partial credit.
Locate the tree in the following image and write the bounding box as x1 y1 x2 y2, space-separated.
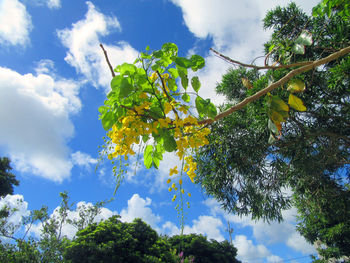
0 191 112 263
194 1 349 261
97 0 349 260
64 216 175 263
166 234 240 263
0 157 19 197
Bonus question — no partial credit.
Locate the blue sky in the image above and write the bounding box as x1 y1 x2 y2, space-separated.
0 0 321 262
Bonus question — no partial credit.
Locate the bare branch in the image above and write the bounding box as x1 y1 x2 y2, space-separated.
210 48 313 70
100 44 115 77
200 45 350 126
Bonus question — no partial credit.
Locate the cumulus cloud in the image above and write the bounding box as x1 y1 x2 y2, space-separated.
71 151 98 170
47 0 61 9
0 194 30 239
170 0 319 106
204 198 315 255
57 1 139 90
29 0 61 9
183 215 224 241
0 0 32 46
120 194 161 230
0 66 81 182
30 200 116 239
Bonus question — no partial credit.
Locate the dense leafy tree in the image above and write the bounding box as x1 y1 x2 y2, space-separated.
64 216 175 263
195 2 349 261
0 192 113 263
167 234 240 263
0 157 19 197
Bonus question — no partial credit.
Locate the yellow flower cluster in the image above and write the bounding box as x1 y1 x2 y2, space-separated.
106 69 212 209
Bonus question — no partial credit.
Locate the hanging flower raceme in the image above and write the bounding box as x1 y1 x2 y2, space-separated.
99 43 218 223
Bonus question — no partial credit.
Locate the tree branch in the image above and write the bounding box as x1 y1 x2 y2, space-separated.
100 44 115 78
200 45 350 126
210 48 314 70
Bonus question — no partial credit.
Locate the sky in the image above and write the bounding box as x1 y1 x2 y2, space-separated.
0 0 322 262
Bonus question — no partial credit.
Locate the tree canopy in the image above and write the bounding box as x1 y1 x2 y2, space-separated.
195 2 349 261
0 157 19 197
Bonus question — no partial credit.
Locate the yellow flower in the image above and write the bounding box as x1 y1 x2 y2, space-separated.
171 183 176 189
188 193 191 197
181 189 184 194
168 187 172 192
179 179 182 185
172 195 177 202
169 166 178 176
164 102 172 115
178 105 188 114
158 117 171 128
139 92 148 99
167 179 171 184
150 72 158 82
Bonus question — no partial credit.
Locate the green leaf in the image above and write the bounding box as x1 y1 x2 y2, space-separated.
270 110 284 123
142 134 149 143
152 50 163 58
168 68 179 79
195 96 207 117
177 67 188 89
182 93 190 103
111 75 123 92
191 76 201 92
168 78 177 92
175 57 192 68
268 119 279 135
119 78 134 98
153 144 164 168
144 145 153 169
288 94 307 111
271 95 289 112
295 30 313 46
268 133 276 144
162 130 177 152
207 103 217 119
190 55 205 71
115 63 137 75
101 111 115 131
287 79 306 93
292 44 305 55
161 43 178 57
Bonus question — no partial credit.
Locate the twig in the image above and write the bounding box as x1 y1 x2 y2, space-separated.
100 44 115 77
156 71 180 118
200 45 350 126
210 48 313 70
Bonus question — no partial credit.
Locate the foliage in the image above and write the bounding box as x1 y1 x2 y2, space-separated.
166 234 240 263
64 216 175 263
195 1 349 261
99 43 217 227
0 191 112 262
0 157 19 197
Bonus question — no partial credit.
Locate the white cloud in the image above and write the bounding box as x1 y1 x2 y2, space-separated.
183 215 224 241
57 1 139 90
30 200 116 239
120 194 161 230
170 0 320 106
0 66 81 182
204 198 316 255
0 0 32 46
234 235 270 263
71 151 98 170
0 194 30 239
29 0 61 9
287 232 315 255
47 0 61 9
